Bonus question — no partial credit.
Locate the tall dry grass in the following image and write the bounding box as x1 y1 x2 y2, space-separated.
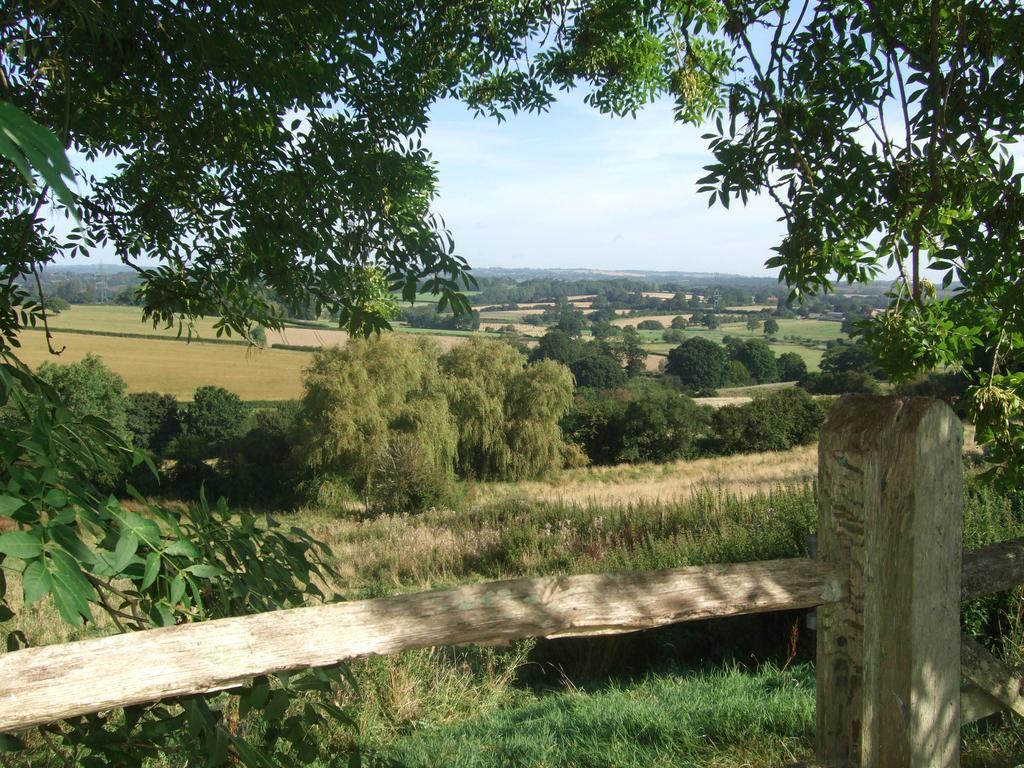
469 445 817 507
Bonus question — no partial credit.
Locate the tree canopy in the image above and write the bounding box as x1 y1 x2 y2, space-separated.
0 1 560 345
666 336 729 391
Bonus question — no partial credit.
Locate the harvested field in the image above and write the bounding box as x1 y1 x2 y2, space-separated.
268 327 469 351
613 314 687 327
644 353 665 372
640 291 680 300
19 307 471 398
694 396 754 408
265 326 350 348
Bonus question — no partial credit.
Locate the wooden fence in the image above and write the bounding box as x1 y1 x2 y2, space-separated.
1 395 1023 767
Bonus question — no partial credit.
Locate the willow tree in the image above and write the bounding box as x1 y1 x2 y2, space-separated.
505 359 576 479
441 338 574 480
297 335 457 491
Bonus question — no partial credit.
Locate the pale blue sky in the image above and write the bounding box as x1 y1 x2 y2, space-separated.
425 94 785 276
54 95 786 277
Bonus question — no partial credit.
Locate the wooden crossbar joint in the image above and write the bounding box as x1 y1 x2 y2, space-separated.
960 632 1024 720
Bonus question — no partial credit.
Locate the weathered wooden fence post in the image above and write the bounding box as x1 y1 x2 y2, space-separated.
816 396 963 768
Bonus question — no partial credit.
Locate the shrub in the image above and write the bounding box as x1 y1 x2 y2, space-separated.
820 338 878 375
530 328 573 364
402 305 480 330
590 321 620 339
570 349 628 389
726 338 778 384
368 433 458 514
563 381 709 465
301 473 360 512
798 370 882 395
706 388 825 455
215 403 302 509
895 372 971 416
36 353 130 439
726 360 752 387
618 382 709 463
33 354 130 485
561 389 629 465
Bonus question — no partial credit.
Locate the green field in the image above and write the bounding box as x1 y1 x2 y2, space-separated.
637 318 839 371
393 324 478 337
632 317 842 342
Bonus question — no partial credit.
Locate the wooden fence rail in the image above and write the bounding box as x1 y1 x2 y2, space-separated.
0 541 1017 735
1 396 1023 768
0 557 843 731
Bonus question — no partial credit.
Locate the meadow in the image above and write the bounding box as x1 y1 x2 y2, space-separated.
271 468 1024 767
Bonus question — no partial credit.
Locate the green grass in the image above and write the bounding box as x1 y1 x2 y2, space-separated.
369 664 817 768
307 477 1024 768
4 474 1023 766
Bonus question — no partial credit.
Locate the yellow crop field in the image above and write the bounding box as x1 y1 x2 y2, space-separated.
17 330 314 400
21 306 476 399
